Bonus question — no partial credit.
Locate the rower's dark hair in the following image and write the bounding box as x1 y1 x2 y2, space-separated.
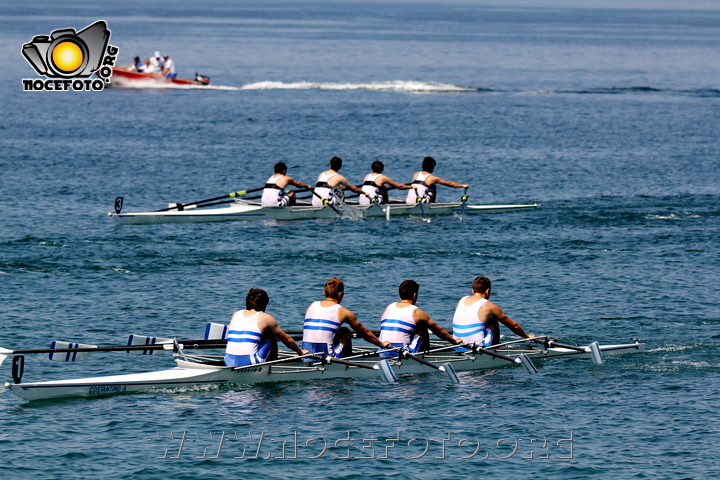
472 276 491 294
371 161 384 174
246 288 269 311
422 156 436 173
329 157 343 171
274 162 287 174
398 279 419 300
324 277 344 299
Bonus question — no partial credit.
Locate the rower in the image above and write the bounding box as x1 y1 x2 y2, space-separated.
224 288 308 367
452 276 534 347
378 280 461 357
405 156 468 204
359 161 412 206
312 157 369 207
261 162 312 207
302 277 391 359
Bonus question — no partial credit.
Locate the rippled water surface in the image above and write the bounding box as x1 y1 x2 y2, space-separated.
1 1 719 478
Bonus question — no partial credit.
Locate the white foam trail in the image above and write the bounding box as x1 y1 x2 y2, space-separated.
240 80 478 93
108 79 239 90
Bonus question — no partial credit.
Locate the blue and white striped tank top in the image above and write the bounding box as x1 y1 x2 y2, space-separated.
379 303 418 346
303 301 343 349
452 296 493 346
225 310 263 357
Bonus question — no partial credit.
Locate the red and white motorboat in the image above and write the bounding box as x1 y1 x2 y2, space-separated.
108 67 211 88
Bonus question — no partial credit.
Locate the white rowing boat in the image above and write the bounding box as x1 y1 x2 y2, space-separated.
108 199 539 225
3 339 645 402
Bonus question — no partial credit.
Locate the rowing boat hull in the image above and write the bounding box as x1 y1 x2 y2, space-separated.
5 342 644 401
108 202 539 225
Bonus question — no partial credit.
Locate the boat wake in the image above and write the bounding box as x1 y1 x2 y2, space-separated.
108 79 239 90
240 80 484 93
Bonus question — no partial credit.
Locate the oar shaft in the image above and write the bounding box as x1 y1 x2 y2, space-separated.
473 346 518 363
403 352 441 370
5 340 227 355
155 187 265 212
546 341 587 352
310 189 343 215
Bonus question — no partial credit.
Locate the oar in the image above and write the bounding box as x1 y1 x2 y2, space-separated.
0 339 228 366
310 189 343 216
229 351 396 383
413 188 427 220
155 187 265 212
426 341 538 374
396 348 460 384
471 345 539 374
309 354 397 383
535 339 604 365
459 187 469 218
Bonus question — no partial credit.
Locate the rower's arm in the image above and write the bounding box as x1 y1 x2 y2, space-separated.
381 176 412 190
338 177 367 196
263 314 307 355
435 177 469 189
341 308 390 348
287 177 312 190
491 305 533 339
415 310 461 344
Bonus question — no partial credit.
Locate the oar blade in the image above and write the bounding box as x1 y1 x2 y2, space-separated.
376 359 397 383
588 341 604 365
126 335 173 355
0 348 11 367
517 354 538 374
49 341 97 362
440 363 460 384
204 322 229 340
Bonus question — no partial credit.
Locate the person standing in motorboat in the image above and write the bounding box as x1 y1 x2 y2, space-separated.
149 51 163 74
261 162 312 207
406 156 468 204
359 161 412 206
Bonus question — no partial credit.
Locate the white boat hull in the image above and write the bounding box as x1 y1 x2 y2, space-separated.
5 342 644 401
108 201 539 225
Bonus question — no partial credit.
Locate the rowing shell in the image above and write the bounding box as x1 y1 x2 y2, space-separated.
4 341 644 401
108 201 539 225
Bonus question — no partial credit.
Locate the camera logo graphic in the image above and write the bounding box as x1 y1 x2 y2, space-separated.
21 20 119 91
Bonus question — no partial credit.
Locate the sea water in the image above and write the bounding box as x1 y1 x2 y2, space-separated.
0 1 719 478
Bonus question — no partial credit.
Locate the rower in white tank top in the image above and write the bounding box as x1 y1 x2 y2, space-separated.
452 296 493 347
313 171 341 206
302 301 344 356
261 174 290 206
360 173 382 206
378 302 422 356
406 172 436 204
224 310 272 366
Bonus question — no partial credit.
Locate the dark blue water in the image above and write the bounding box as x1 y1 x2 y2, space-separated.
1 2 719 478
